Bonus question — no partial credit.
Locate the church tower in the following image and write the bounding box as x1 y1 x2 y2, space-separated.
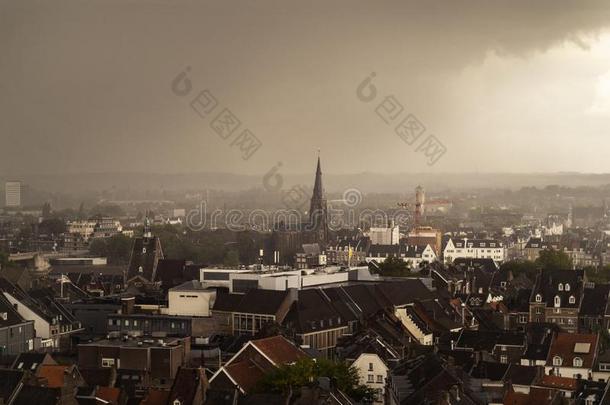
309 155 328 246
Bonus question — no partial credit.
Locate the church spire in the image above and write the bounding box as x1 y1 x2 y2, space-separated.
312 152 324 201
309 152 328 246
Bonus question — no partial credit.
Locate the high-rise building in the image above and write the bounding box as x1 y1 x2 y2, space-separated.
5 181 21 207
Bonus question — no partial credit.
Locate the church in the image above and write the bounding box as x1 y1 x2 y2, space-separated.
269 156 331 266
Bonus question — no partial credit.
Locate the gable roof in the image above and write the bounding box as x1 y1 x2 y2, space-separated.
547 332 598 369
211 335 309 395
250 335 309 365
237 289 291 316
0 369 24 403
126 236 163 282
13 386 60 405
12 352 55 371
284 289 346 334
168 367 206 405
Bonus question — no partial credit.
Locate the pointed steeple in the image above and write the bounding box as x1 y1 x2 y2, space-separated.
312 153 324 201
309 152 328 246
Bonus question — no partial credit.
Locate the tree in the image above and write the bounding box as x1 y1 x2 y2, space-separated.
223 249 240 268
0 252 9 269
584 265 610 284
535 249 572 271
258 358 375 403
377 255 412 277
90 204 124 218
500 260 538 281
89 234 133 264
38 218 66 236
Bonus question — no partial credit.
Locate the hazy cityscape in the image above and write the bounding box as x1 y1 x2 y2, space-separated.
4 1 610 405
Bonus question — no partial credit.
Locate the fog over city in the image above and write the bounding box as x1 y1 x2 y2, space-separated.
7 3 610 405
3 0 610 178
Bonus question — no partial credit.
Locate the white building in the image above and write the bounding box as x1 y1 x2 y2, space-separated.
92 218 123 238
365 244 436 270
352 353 389 403
167 280 216 317
404 244 437 271
443 238 505 264
67 220 98 240
369 225 400 245
201 266 374 293
5 181 21 207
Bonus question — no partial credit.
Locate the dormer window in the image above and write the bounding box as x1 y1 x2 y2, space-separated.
535 294 542 303
565 284 570 292
553 356 563 366
554 296 561 308
573 357 583 367
569 296 576 304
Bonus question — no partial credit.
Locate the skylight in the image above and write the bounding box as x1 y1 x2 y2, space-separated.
574 343 591 354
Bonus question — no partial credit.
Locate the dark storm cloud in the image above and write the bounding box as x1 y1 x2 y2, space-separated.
1 0 610 176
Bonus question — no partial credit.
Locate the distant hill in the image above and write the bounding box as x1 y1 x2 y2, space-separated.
4 171 610 194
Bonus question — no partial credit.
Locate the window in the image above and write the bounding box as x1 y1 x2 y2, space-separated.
569 296 576 304
558 283 563 291
536 294 542 303
599 363 610 371
500 355 508 364
554 296 561 308
368 363 374 371
368 374 374 383
101 358 115 368
573 357 583 367
519 314 528 323
553 356 562 366
376 375 383 383
565 283 570 291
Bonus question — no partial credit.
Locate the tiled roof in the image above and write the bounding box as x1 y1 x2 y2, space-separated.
0 369 24 403
284 289 345 334
251 335 308 365
140 388 169 405
168 367 205 405
212 291 243 312
580 284 610 316
539 374 578 390
504 364 540 386
225 360 266 393
37 365 69 388
547 332 598 369
236 289 290 316
96 386 122 404
13 386 60 405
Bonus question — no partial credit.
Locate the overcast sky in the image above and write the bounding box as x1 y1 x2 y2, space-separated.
2 0 610 176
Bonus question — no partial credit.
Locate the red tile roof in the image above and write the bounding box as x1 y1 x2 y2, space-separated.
546 332 598 369
96 386 122 404
36 365 67 388
225 360 266 393
504 387 556 405
251 335 308 366
140 388 169 405
539 375 578 390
